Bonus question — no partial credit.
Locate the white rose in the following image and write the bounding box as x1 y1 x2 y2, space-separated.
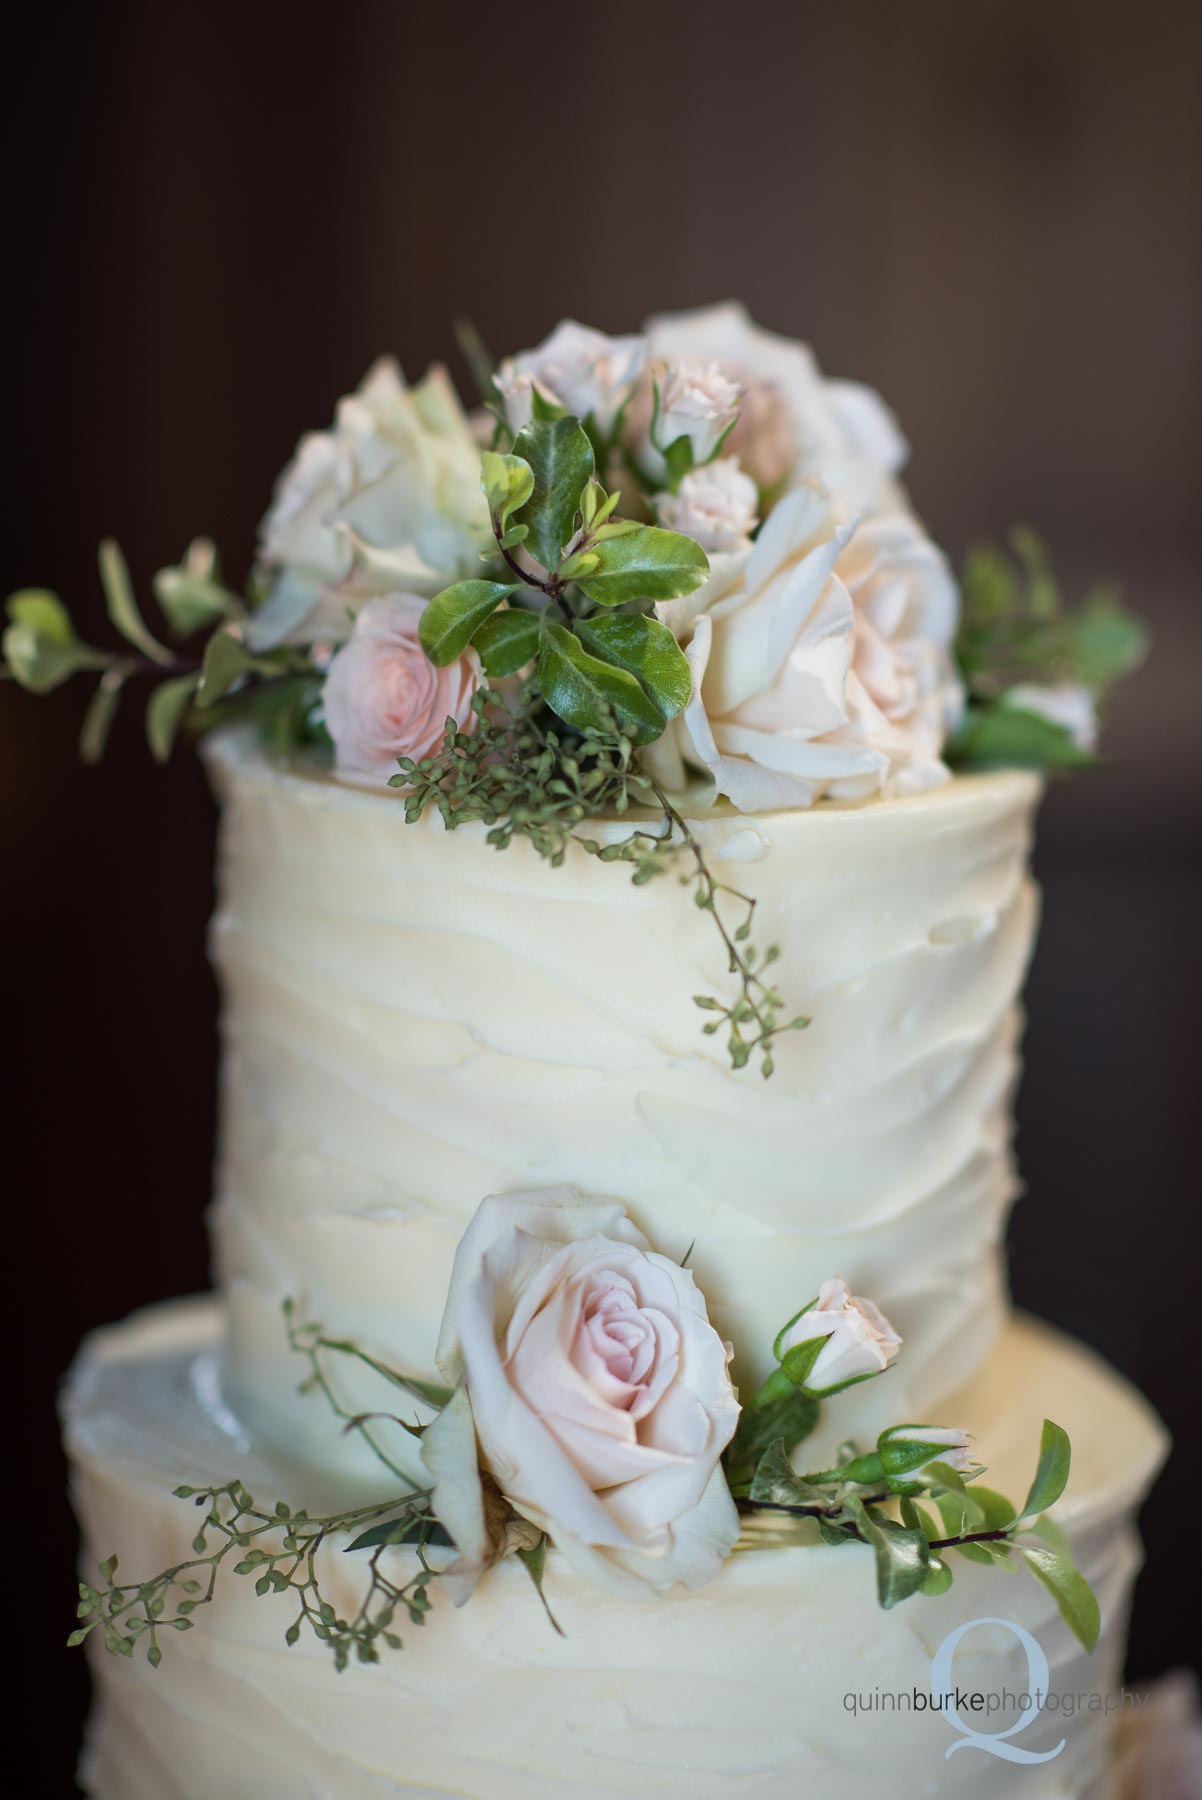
651 361 742 468
321 593 480 786
779 1276 902 1395
644 301 907 511
668 484 869 812
424 1188 741 1600
666 486 961 812
1004 682 1098 752
838 510 964 797
655 458 759 553
494 321 646 437
251 359 489 648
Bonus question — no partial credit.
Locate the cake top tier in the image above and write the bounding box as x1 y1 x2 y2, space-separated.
208 724 1041 1479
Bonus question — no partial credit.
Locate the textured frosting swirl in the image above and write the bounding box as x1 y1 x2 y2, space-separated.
202 730 1040 1480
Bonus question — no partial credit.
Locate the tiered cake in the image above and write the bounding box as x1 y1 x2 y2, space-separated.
45 305 1167 1797
65 733 1165 1796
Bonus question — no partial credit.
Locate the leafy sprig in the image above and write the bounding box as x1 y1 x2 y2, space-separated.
949 527 1147 772
70 1304 554 1674
3 538 317 763
419 413 706 746
393 692 809 1075
735 1415 1098 1651
69 1481 448 1673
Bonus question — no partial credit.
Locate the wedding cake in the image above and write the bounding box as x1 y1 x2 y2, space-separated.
18 305 1166 1795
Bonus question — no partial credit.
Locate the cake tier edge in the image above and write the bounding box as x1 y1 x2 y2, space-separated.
64 1297 1167 1800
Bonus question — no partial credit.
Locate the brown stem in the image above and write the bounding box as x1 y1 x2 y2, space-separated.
927 1527 1013 1551
492 515 560 597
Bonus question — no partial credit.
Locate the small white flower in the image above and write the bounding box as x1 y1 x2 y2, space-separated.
655 459 759 554
1005 682 1098 753
652 361 742 467
644 301 907 510
494 321 645 437
779 1276 901 1394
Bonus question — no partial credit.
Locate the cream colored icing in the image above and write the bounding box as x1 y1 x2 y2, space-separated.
202 730 1040 1477
66 1298 1167 1800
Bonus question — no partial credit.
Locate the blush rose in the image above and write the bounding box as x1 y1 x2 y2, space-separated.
321 592 480 786
424 1188 742 1600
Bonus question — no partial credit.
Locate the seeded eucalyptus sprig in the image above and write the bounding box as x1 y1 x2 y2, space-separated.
393 692 809 1075
70 1303 555 1673
69 1480 453 1672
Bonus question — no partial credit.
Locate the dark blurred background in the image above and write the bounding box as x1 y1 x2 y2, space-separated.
7 1 1200 1790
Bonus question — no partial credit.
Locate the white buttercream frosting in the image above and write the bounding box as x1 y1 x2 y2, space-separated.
201 728 1039 1483
65 1298 1167 1800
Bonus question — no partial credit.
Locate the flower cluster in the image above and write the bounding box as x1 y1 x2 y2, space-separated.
3 307 1147 1083
4 304 1144 801
72 1186 1101 1672
286 306 964 809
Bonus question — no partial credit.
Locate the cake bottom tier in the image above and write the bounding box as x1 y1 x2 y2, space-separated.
64 1300 1166 1800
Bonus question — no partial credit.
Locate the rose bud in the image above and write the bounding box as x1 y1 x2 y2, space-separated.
877 1424 973 1494
774 1277 902 1399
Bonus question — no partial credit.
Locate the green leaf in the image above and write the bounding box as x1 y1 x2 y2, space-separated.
580 480 621 533
1070 593 1148 690
574 613 693 722
480 453 534 534
921 1556 954 1597
7 589 74 646
777 1334 830 1391
953 1539 1010 1567
146 673 200 763
516 1536 564 1636
968 1485 1019 1531
536 616 666 744
725 1387 819 1496
511 417 595 572
574 524 710 606
933 1487 986 1538
99 539 173 665
153 540 244 637
530 386 569 423
345 1516 453 1553
747 1439 830 1507
859 1512 930 1608
1014 1542 1100 1653
1019 1420 1072 1520
470 608 540 678
1029 1512 1072 1558
196 630 278 708
419 581 518 667
950 701 1095 772
80 667 131 763
3 591 110 693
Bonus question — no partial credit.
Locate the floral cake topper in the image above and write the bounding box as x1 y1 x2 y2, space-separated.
5 305 1146 1075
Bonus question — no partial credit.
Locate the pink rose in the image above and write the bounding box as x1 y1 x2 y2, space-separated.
779 1276 902 1395
321 592 480 786
424 1188 741 1599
